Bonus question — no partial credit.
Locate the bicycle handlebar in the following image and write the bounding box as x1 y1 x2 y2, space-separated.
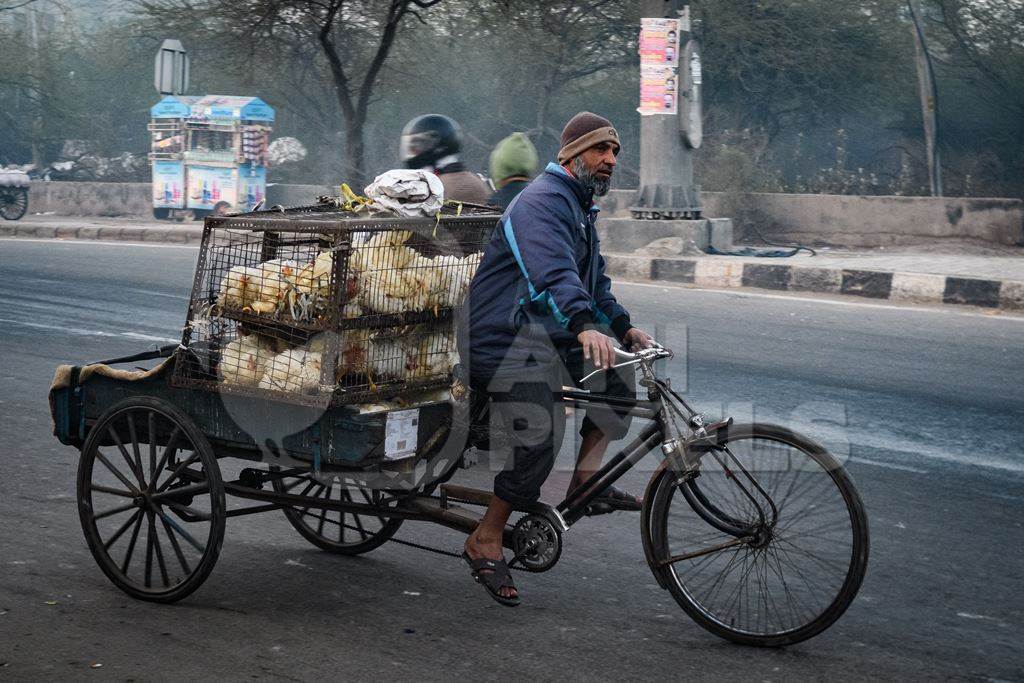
612 342 672 362
579 341 673 384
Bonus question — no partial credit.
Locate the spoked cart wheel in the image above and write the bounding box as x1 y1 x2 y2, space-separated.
77 397 226 603
0 187 28 221
271 470 404 555
644 424 869 647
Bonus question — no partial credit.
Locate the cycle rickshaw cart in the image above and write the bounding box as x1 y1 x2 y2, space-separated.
49 201 869 647
0 168 30 221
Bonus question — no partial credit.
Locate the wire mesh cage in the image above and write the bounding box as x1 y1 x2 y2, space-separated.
172 202 498 406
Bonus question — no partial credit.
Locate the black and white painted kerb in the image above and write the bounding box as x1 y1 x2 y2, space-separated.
606 254 1024 310
2 222 1020 310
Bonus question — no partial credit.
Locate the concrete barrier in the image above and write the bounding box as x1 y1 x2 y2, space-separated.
24 181 1024 248
28 181 153 217
599 189 1024 247
26 181 334 217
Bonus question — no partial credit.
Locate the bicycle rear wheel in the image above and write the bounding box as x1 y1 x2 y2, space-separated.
271 470 404 555
644 423 868 646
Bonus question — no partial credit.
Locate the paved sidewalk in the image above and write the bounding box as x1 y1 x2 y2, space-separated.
3 214 1022 309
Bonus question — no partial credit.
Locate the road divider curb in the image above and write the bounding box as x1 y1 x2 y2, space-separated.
3 224 1020 311
604 253 1024 311
1 223 203 244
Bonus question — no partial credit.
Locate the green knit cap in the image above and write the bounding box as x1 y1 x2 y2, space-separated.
489 132 539 182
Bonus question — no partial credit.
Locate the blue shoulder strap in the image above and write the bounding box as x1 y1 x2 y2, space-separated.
500 191 570 326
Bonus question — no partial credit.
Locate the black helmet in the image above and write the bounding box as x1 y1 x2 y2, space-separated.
401 114 462 169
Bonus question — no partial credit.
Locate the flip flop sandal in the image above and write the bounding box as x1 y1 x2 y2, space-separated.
584 485 643 516
462 552 520 607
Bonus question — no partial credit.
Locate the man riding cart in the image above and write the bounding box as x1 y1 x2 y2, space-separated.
460 112 655 605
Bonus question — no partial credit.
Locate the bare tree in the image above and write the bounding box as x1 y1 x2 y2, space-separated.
463 0 635 144
0 0 41 12
933 0 1024 116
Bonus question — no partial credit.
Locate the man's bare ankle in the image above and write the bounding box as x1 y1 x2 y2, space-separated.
471 535 502 548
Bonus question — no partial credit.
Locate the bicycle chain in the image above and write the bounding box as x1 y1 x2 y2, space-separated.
384 494 522 566
384 535 463 559
282 481 523 567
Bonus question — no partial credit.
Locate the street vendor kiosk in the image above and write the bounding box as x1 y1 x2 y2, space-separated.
149 95 274 219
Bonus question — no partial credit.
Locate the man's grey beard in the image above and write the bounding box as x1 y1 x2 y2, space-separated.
570 156 611 196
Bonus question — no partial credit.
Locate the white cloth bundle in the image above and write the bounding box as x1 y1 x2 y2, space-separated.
364 169 444 217
0 169 30 188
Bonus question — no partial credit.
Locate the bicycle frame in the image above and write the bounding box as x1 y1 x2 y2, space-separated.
553 389 666 526
548 344 707 528
551 356 750 534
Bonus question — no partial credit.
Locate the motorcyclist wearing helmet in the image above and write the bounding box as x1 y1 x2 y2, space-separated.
400 114 491 205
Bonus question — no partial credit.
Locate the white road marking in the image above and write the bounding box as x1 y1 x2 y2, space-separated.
0 317 178 343
619 280 1024 321
792 419 1024 474
956 612 1009 627
848 457 929 473
0 275 187 301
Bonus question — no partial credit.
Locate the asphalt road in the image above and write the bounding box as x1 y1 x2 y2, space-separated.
1 239 1022 681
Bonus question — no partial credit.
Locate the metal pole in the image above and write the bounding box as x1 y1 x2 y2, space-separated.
908 0 942 196
632 0 702 219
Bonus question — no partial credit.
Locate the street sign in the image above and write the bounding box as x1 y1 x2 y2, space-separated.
154 39 189 95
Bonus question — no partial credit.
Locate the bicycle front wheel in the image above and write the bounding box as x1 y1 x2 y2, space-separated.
644 423 869 646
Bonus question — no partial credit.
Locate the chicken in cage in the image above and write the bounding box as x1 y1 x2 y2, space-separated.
174 204 498 405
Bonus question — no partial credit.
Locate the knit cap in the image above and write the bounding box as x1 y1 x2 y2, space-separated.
489 132 539 182
557 111 620 164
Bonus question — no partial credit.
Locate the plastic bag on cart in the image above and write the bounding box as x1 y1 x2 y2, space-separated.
0 168 30 188
364 169 444 217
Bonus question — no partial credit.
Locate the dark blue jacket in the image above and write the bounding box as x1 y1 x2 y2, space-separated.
461 162 632 380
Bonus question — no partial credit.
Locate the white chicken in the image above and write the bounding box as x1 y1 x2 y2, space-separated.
351 230 431 314
258 348 323 394
255 258 301 309
358 267 427 314
412 254 477 312
219 333 275 386
341 300 363 319
293 251 333 298
364 334 411 382
352 230 417 271
404 330 458 380
217 265 262 309
302 330 370 379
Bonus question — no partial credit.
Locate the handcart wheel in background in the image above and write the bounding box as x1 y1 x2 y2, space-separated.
271 470 404 555
643 423 868 647
77 396 226 603
0 187 28 221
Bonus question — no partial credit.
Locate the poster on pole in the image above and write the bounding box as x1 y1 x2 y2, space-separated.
640 65 679 115
640 17 680 66
639 17 681 115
